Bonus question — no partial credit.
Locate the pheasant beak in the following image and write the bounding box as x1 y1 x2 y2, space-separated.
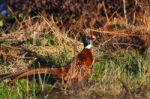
88 34 96 40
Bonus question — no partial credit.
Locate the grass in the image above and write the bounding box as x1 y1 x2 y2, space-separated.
0 15 150 98
0 49 149 98
93 51 149 86
0 79 53 99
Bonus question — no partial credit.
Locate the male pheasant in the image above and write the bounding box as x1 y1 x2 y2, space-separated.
0 34 95 85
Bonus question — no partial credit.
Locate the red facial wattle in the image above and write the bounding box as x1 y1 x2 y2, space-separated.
88 35 95 40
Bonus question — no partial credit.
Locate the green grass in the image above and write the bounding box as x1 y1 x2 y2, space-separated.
0 39 9 45
48 50 71 67
0 79 53 99
0 50 149 98
92 51 150 91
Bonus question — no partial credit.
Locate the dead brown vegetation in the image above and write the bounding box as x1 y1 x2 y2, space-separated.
0 1 150 98
8 0 150 53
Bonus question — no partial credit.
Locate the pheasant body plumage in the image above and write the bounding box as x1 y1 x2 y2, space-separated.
0 34 95 85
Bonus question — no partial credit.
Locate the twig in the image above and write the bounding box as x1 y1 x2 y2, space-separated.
7 6 21 25
87 28 135 37
1 44 22 50
8 52 27 69
123 0 128 26
102 1 109 22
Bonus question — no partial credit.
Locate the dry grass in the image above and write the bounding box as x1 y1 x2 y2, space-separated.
0 1 150 98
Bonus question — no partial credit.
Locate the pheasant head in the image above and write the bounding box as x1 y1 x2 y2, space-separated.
82 34 95 49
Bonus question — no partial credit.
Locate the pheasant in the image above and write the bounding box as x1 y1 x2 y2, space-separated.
0 34 95 86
